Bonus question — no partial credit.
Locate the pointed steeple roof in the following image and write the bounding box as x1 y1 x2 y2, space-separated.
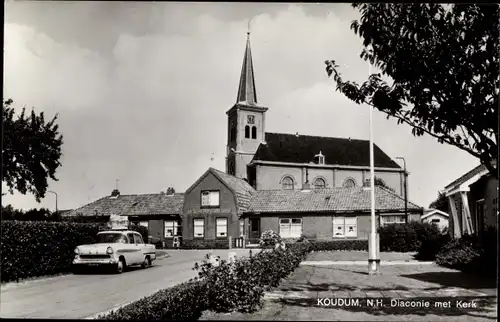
236 32 257 105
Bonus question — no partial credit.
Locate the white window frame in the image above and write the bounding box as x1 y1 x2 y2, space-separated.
193 219 204 238
313 178 326 189
343 178 356 188
282 176 294 190
164 220 179 238
216 218 228 237
380 215 406 226
279 218 302 238
201 190 220 207
333 216 358 238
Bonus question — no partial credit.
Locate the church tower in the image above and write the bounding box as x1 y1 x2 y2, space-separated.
226 30 268 179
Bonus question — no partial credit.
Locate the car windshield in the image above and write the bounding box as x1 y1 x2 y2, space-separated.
97 233 127 244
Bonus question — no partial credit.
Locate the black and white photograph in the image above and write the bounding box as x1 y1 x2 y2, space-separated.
2 2 498 321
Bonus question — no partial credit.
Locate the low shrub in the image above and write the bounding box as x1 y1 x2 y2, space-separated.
192 254 265 313
378 221 443 252
98 280 208 321
436 228 498 277
436 237 482 271
309 239 368 251
190 242 311 314
1 220 101 283
259 230 282 248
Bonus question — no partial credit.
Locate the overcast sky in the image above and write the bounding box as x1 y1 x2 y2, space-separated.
4 2 478 211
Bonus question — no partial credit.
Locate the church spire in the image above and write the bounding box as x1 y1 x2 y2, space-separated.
236 24 257 105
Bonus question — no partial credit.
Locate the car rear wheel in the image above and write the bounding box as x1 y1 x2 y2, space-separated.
115 258 125 274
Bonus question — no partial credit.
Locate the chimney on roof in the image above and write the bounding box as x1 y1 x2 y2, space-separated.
166 187 175 196
302 168 311 192
110 189 120 198
295 132 299 137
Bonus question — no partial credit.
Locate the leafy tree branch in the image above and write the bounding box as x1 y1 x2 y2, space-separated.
2 99 64 202
325 4 498 176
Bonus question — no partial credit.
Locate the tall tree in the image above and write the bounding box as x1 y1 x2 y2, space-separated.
429 191 449 213
2 99 64 202
325 4 499 177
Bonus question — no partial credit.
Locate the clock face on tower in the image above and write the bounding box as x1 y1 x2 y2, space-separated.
247 115 255 124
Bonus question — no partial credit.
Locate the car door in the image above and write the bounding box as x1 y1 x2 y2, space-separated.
126 233 141 265
133 233 146 261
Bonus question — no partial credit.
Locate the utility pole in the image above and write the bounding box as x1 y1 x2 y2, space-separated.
396 157 408 223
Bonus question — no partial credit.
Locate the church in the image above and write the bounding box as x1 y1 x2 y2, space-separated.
68 33 423 248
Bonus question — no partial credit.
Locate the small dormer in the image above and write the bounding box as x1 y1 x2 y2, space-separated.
314 151 325 165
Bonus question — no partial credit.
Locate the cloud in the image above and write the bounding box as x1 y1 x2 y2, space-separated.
3 3 478 211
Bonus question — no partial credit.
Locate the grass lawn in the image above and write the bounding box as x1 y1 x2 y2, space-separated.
306 251 418 262
200 261 497 321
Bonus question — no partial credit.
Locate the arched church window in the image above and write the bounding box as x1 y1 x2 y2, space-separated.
251 126 257 139
245 126 250 138
313 178 326 189
343 178 356 188
282 176 294 190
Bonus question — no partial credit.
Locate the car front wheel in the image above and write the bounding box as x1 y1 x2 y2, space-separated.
141 256 152 269
115 258 126 274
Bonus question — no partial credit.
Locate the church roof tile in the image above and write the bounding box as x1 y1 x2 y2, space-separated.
252 132 401 168
247 186 421 214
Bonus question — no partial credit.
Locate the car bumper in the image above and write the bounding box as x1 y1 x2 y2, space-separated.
72 257 119 266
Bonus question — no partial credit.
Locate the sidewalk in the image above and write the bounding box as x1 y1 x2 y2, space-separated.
201 260 497 321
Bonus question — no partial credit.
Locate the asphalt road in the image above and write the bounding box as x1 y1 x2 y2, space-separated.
0 249 259 319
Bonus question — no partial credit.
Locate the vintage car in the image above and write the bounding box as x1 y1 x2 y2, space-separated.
72 229 156 274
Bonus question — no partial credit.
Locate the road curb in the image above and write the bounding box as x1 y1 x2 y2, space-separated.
301 260 436 266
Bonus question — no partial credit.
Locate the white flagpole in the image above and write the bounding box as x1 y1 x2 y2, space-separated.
368 63 380 275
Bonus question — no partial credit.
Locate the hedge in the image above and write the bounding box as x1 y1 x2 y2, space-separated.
1 220 101 283
1 220 150 283
98 242 312 319
309 239 368 251
98 280 208 321
181 239 230 249
378 221 443 253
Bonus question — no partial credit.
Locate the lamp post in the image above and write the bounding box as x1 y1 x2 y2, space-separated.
47 191 58 215
396 157 408 223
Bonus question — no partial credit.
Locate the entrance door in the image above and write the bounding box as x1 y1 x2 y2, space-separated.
249 218 261 240
475 199 485 236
